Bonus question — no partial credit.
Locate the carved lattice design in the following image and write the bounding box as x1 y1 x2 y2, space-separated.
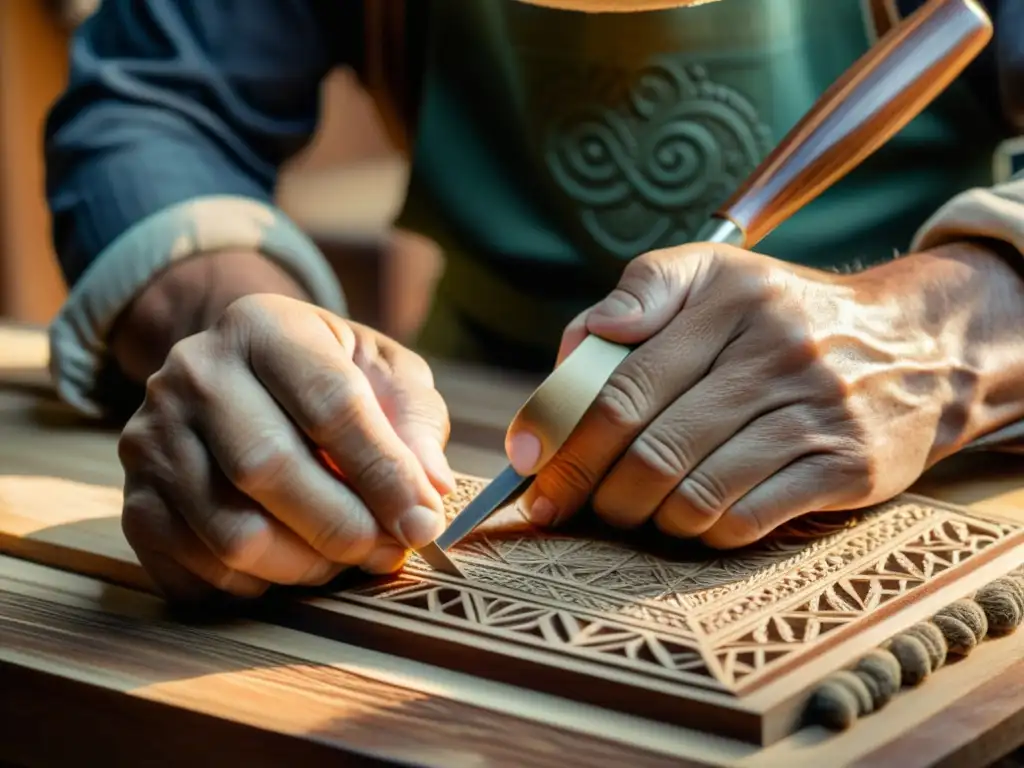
334 476 1022 693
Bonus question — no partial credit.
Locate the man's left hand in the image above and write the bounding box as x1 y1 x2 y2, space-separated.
507 243 975 548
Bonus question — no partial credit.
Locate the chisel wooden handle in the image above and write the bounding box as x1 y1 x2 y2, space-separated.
719 0 992 245
506 0 994 474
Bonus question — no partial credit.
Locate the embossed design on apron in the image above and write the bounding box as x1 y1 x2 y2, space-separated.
542 59 774 259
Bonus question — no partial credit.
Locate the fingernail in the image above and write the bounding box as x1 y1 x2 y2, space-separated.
395 505 444 549
361 544 409 575
591 295 641 319
507 431 542 475
529 496 560 527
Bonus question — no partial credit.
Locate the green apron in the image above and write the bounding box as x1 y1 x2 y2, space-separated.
396 0 1001 369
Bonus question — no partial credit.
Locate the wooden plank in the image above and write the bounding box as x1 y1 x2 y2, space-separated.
0 1 69 323
2 472 1022 747
6 546 1024 768
0 555 719 768
5 324 1024 762
851 653 1024 768
745 623 1024 767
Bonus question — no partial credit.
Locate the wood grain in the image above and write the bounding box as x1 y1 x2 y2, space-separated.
5 511 1024 767
4 324 1024 765
0 1 69 323
0 556 699 768
2 472 1022 747
851 654 1024 768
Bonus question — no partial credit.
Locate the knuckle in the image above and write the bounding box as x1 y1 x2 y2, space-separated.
754 308 818 368
207 513 271 573
616 254 671 310
423 385 451 424
406 386 451 438
141 367 176 411
777 321 819 366
596 368 655 430
208 568 267 599
701 509 764 549
675 471 729 521
817 366 854 405
118 417 153 473
804 407 859 449
219 294 266 328
223 431 296 496
543 447 599 496
832 452 877 499
622 251 661 284
351 451 406 498
630 430 692 480
736 268 781 305
311 513 376 563
299 368 359 444
159 336 217 402
121 490 162 551
400 348 435 387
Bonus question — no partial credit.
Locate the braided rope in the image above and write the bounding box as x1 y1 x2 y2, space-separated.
807 566 1024 730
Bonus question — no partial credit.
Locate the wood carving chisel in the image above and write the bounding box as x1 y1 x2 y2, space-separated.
416 0 993 572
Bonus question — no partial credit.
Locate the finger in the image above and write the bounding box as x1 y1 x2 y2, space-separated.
701 454 853 549
165 335 384 565
122 482 270 602
650 406 825 538
585 244 722 343
359 533 411 575
363 346 456 496
521 288 741 527
134 547 227 604
239 306 445 549
144 414 343 585
591 362 795 529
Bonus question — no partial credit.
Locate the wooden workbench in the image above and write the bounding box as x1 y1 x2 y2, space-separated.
2 322 1024 767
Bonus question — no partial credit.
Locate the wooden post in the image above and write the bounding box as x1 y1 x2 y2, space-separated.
0 0 70 324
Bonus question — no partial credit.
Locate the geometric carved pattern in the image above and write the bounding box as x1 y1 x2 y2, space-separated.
334 477 1023 695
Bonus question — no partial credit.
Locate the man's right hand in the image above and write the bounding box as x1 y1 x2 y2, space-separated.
118 293 456 602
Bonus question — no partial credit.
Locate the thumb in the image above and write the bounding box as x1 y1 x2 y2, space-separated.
555 307 593 367
586 245 717 344
375 370 457 497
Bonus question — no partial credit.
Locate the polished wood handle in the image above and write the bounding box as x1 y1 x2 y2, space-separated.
719 0 993 247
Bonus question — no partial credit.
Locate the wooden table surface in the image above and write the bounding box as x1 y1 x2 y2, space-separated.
2 322 1024 768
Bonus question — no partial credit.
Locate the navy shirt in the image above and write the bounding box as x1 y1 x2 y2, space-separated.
45 0 364 286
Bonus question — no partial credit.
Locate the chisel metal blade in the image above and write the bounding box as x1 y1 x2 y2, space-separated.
415 541 464 577
435 464 534 552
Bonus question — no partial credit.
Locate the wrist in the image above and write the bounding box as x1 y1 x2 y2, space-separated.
856 242 1024 453
109 249 311 383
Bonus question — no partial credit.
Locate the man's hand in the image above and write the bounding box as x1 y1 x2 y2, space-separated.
508 241 1022 549
118 293 456 602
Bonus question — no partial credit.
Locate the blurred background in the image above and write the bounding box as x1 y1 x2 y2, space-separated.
0 0 441 344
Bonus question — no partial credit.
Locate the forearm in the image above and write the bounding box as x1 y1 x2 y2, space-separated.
45 0 360 418
109 249 311 385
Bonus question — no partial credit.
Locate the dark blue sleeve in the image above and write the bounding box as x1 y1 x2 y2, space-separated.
44 0 363 287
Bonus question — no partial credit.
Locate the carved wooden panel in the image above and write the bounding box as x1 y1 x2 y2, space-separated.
1 470 1021 747
277 475 1024 746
